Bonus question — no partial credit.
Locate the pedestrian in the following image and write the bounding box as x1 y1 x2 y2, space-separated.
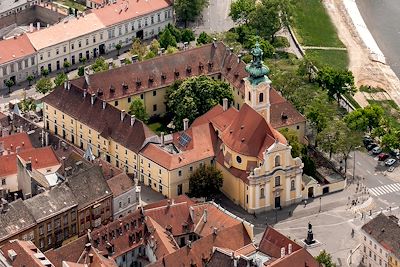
304 200 307 208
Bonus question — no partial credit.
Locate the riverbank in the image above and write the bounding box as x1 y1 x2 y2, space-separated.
323 0 400 107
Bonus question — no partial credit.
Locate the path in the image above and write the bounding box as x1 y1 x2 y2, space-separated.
303 46 347 51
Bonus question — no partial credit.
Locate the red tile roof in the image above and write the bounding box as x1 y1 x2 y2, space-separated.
148 223 252 267
143 195 195 210
91 0 172 27
0 146 60 177
106 172 134 197
146 216 179 259
0 132 33 154
0 240 48 267
45 235 89 267
267 248 321 267
269 89 306 128
0 35 36 65
258 226 302 259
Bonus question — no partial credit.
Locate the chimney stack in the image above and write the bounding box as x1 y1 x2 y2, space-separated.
84 67 90 85
237 54 242 63
36 22 40 31
91 94 96 105
160 132 165 146
288 244 292 254
130 115 135 126
213 38 217 47
83 89 87 98
29 23 33 33
67 80 71 90
183 118 189 131
88 254 94 263
45 132 49 146
223 98 228 111
63 80 67 90
102 101 106 109
26 161 32 171
280 247 285 258
120 110 125 121
203 209 208 223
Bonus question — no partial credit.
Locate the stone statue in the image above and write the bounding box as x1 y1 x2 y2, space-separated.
305 221 315 245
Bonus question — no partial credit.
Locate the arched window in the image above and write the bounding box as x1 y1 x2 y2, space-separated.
260 187 265 199
291 180 295 191
248 92 251 101
259 92 264 103
236 156 242 164
275 155 280 167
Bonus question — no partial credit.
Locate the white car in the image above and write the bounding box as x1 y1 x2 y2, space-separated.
385 158 396 166
372 146 382 154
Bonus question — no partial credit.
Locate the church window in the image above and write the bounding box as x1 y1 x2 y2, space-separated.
275 155 280 167
259 92 264 103
260 187 265 199
248 92 251 101
291 180 295 191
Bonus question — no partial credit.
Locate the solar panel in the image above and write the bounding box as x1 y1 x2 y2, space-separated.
179 132 192 147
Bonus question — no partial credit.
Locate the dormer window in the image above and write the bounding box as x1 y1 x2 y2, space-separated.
186 65 192 73
149 75 154 83
136 78 141 86
174 69 179 77
199 62 204 70
109 85 115 93
161 73 166 80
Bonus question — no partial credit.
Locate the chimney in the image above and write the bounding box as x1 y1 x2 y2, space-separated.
183 118 189 131
63 80 67 89
67 80 71 90
7 249 17 262
237 54 242 63
61 156 66 173
83 89 87 98
213 38 217 47
45 132 49 146
88 253 94 263
91 94 96 105
280 247 285 258
26 161 32 171
160 132 165 146
120 110 125 121
203 209 207 223
84 68 90 85
189 206 194 221
29 23 33 33
233 256 238 267
212 227 218 235
130 115 135 126
223 98 228 111
36 22 40 30
102 101 106 109
288 244 292 254
187 240 192 248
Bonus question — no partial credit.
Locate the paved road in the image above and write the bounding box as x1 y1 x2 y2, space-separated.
192 0 235 34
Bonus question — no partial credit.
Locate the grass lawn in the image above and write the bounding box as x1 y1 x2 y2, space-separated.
359 85 385 93
367 100 400 128
306 49 349 70
292 0 344 47
56 0 86 11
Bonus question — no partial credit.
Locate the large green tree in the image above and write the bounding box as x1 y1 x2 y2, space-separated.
279 128 303 158
54 72 68 87
318 119 343 159
248 0 281 41
4 79 14 93
159 28 177 49
189 165 223 198
91 57 109 73
229 0 256 25
166 76 233 130
315 250 336 267
128 98 149 123
130 38 147 61
335 123 362 174
315 66 355 106
35 77 54 94
174 0 209 27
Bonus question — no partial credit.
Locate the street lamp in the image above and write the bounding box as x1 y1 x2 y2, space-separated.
319 197 322 212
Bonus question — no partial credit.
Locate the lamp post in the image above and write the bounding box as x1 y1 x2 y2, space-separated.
319 197 322 212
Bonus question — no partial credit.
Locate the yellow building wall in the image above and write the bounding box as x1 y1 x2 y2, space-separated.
389 255 399 267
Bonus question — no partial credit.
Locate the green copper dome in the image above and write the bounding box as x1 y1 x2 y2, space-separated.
245 41 271 85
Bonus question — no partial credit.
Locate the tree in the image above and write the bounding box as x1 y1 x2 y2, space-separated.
27 75 34 86
381 131 400 150
130 38 147 60
115 43 122 56
149 39 160 54
305 93 335 147
344 104 384 132
189 164 223 198
166 24 182 43
54 72 68 87
63 61 71 71
166 46 178 54
245 36 275 58
41 68 49 77
197 31 212 45
79 57 87 64
166 76 233 130
229 0 256 24
318 119 342 159
35 77 54 94
316 250 336 267
91 57 109 73
144 51 156 60
4 79 14 93
181 28 195 43
315 66 355 106
302 155 316 177
159 28 177 49
279 128 303 158
249 0 281 41
174 0 209 27
128 98 148 123
335 122 362 175
78 66 85 77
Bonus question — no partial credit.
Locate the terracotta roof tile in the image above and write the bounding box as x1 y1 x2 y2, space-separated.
106 173 134 196
143 195 195 210
0 132 33 154
258 226 302 259
0 146 60 177
268 248 321 267
145 216 179 259
216 150 249 183
0 35 36 65
91 0 172 27
0 240 48 267
45 235 90 267
270 89 306 128
42 84 155 154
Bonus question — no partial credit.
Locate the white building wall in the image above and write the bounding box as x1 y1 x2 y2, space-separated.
0 0 38 17
0 53 38 89
112 187 138 219
361 231 389 267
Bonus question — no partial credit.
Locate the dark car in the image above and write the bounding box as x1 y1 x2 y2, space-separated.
378 153 389 161
363 137 373 146
367 143 378 151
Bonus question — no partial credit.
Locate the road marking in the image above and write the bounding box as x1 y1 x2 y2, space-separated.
368 183 400 196
357 161 362 166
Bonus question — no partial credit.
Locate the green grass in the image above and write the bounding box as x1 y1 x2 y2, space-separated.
56 0 86 11
367 100 400 128
359 85 385 93
292 0 344 47
306 49 348 70
148 122 166 134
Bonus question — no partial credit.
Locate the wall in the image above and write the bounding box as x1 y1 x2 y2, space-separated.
361 231 390 267
113 188 138 219
0 54 37 89
0 173 17 192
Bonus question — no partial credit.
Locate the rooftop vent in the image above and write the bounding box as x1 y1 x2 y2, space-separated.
281 112 288 120
109 85 115 93
161 73 167 80
186 65 192 73
199 62 204 70
122 82 128 90
174 69 179 77
136 78 141 86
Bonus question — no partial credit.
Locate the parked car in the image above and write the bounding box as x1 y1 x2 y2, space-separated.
385 158 396 166
378 153 389 161
363 137 373 146
372 146 382 154
367 143 378 151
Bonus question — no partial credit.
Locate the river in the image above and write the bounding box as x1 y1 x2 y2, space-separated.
356 0 400 78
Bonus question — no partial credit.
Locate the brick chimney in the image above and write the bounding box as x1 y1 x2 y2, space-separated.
183 118 189 131
120 110 125 122
130 115 135 126
223 98 228 111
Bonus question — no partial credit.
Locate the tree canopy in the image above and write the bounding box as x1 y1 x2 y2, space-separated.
189 164 223 198
159 28 177 49
166 76 233 130
54 72 68 87
344 104 384 132
279 128 303 158
128 98 149 123
36 77 54 94
197 32 212 45
91 57 109 73
130 38 147 61
315 250 336 267
229 0 256 24
149 39 160 54
174 0 209 27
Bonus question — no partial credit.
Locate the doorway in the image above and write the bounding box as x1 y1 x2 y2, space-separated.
136 30 144 40
99 44 105 55
308 187 314 198
274 196 280 209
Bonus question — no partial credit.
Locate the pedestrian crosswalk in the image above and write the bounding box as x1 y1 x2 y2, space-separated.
369 183 400 196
